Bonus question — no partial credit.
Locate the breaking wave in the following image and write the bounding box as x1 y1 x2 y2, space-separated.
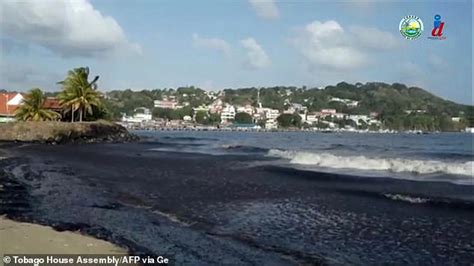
383 193 430 204
267 149 474 178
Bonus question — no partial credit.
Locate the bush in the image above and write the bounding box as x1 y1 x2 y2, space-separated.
234 112 253 124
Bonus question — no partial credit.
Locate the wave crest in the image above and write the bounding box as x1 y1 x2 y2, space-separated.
267 149 474 177
383 193 430 204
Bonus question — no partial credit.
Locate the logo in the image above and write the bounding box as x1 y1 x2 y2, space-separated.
428 14 446 40
399 15 424 40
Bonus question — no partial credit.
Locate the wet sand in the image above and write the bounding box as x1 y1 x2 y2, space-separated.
0 142 473 265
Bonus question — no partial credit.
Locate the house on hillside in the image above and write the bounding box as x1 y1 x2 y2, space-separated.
121 107 152 123
154 100 178 109
220 105 236 124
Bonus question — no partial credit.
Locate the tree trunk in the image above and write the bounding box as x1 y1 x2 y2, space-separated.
71 107 75 123
79 108 83 122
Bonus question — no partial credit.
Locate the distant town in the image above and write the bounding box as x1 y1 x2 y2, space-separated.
1 81 473 133
119 91 386 132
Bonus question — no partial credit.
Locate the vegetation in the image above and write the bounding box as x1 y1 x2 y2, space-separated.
194 111 220 125
57 67 102 122
277 113 302 128
0 120 136 143
152 106 193 120
14 88 61 121
13 67 105 123
10 76 473 131
101 82 471 131
234 112 253 124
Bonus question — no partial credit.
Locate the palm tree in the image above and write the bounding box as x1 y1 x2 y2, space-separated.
15 88 61 121
57 67 102 122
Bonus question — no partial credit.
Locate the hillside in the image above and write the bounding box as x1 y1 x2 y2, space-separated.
98 82 472 131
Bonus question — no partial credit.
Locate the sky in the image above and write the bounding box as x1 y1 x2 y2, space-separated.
0 0 472 104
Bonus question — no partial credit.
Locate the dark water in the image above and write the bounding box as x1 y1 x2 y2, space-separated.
140 131 474 186
134 131 474 264
1 132 473 265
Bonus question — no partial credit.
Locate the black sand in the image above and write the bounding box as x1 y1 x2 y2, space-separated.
0 142 473 265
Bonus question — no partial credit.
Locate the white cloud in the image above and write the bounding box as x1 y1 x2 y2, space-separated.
192 33 231 56
349 26 399 50
293 20 368 70
0 0 141 58
292 20 398 70
240 38 271 69
248 0 279 20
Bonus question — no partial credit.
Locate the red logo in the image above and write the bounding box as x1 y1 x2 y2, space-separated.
429 14 446 40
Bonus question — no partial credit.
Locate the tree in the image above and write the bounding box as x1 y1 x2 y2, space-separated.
194 111 208 124
152 108 180 120
277 113 302 128
58 67 102 122
15 88 61 121
234 112 253 124
208 113 221 124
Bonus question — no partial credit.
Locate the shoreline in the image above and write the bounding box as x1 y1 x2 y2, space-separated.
0 217 126 255
0 151 128 256
1 141 473 264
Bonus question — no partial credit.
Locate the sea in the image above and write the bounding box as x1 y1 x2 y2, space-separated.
6 130 472 264
139 130 473 186
132 130 474 264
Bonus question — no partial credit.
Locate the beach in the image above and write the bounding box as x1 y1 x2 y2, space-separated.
0 132 473 265
0 217 125 254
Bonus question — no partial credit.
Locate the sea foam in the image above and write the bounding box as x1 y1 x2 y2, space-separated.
267 149 474 177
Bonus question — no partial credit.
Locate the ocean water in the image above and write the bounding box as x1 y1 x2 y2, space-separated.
7 131 471 264
132 130 474 264
138 131 473 186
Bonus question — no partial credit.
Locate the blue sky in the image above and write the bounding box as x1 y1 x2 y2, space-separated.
0 0 472 104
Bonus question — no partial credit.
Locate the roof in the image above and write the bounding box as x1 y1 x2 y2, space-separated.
43 97 62 110
0 93 62 117
0 93 23 116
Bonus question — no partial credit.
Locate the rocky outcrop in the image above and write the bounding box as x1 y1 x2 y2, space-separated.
0 121 138 144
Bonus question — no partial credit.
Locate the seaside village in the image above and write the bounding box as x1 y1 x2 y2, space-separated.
119 90 389 132
1 89 471 133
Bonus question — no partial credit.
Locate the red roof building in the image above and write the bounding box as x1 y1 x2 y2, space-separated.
0 93 62 118
0 93 24 117
43 97 62 111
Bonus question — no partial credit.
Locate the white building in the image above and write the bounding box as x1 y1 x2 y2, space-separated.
236 105 254 115
255 107 280 120
320 109 337 115
330 97 359 107
220 105 236 123
265 119 278 129
154 100 178 109
348 115 369 125
306 114 319 125
265 109 280 120
122 107 152 123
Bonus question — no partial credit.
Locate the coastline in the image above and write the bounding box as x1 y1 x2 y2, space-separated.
0 121 138 144
0 148 127 257
0 217 126 254
0 139 472 264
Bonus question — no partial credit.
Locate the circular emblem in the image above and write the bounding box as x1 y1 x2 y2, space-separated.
399 15 424 40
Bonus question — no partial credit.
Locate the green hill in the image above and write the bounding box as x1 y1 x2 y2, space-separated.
100 82 472 131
